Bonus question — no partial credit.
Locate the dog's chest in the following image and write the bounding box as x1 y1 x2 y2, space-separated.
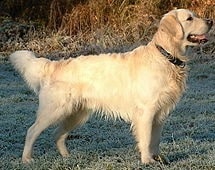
156 67 187 116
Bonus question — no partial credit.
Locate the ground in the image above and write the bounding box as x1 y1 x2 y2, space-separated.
0 43 214 169
1 15 215 169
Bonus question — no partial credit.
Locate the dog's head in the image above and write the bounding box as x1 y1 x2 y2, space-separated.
158 9 213 47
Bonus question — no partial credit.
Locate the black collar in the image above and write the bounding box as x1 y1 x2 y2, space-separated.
155 44 185 68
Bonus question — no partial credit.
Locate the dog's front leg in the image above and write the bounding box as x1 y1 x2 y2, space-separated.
132 110 156 164
151 120 170 164
151 120 163 157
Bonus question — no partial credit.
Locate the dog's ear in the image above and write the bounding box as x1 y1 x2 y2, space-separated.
159 14 184 39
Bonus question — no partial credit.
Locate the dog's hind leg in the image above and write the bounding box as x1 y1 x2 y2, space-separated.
54 109 89 157
22 102 67 163
22 90 69 163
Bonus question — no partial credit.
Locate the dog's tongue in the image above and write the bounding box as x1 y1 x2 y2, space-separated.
196 34 207 39
189 34 208 44
198 34 208 43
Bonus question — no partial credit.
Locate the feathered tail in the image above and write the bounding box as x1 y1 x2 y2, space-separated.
10 50 49 94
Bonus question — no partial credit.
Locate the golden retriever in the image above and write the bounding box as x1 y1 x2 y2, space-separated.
10 9 213 164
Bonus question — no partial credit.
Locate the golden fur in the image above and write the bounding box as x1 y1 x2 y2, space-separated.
10 9 212 164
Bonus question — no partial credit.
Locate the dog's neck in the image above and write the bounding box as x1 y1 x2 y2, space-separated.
150 31 188 67
152 31 187 55
155 44 186 68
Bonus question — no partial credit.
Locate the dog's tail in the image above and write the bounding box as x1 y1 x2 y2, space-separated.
10 50 49 94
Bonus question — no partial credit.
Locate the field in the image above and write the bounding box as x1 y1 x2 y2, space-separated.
0 1 215 169
0 39 215 170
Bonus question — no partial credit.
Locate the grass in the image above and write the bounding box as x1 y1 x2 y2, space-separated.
0 1 215 169
0 44 215 169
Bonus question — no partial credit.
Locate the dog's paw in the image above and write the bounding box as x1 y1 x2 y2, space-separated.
141 156 156 164
22 157 34 164
61 152 70 158
153 154 170 165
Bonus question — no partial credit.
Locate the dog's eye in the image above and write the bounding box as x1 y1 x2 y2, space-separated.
187 16 193 21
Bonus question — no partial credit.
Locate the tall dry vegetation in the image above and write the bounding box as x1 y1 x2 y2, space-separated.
0 0 214 55
50 0 214 36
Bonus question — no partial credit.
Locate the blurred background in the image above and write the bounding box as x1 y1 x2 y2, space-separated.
0 0 214 56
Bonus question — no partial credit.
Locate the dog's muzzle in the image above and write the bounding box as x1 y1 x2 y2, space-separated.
187 19 213 44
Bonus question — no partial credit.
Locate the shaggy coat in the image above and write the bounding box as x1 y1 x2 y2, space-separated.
10 9 213 164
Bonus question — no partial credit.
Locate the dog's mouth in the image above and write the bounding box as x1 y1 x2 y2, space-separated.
187 34 208 44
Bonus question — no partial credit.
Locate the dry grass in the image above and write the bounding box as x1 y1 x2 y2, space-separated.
50 0 215 36
0 0 214 56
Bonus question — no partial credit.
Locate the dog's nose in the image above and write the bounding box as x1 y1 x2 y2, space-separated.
206 19 213 27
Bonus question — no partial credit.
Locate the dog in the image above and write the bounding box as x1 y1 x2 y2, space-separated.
10 9 213 164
